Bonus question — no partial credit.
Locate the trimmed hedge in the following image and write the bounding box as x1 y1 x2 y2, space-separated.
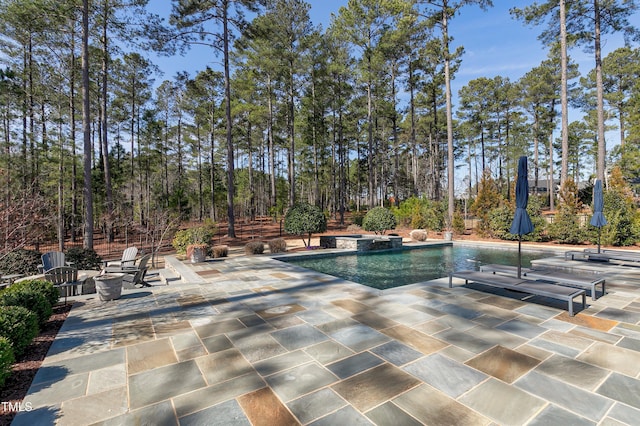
284 203 327 247
0 305 39 358
244 241 265 255
212 245 229 258
0 336 14 387
363 207 397 235
9 279 59 308
268 238 287 253
0 287 52 326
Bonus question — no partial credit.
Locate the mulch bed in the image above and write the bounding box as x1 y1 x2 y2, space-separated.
0 304 71 425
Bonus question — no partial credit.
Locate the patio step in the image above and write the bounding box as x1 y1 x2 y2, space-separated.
154 268 180 285
163 255 207 284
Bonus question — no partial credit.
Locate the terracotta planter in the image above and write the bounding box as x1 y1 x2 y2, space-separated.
187 245 208 263
95 274 123 301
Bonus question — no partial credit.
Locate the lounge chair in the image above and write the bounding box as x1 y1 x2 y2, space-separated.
120 253 151 289
102 247 139 273
44 266 83 304
449 270 586 316
565 249 640 264
590 248 640 259
480 263 606 300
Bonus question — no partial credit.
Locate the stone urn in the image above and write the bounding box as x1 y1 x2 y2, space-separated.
95 274 123 301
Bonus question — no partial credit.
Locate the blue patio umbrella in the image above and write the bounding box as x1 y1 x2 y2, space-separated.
510 156 534 278
590 179 607 253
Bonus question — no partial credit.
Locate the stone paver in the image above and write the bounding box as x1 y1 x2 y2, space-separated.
12 245 640 425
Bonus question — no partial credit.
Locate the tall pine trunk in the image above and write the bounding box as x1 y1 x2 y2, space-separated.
223 0 236 238
82 0 93 249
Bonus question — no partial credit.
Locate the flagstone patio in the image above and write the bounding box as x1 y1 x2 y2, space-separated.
11 248 640 425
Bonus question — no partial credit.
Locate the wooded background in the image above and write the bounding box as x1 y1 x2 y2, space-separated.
1 0 639 255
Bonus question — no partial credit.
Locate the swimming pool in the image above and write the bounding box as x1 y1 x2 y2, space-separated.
282 245 551 290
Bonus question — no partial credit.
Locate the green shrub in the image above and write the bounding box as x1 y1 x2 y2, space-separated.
452 212 466 235
65 247 102 270
392 197 444 232
9 279 59 307
284 203 327 247
0 249 42 276
362 207 396 235
268 238 287 253
244 241 264 255
0 336 14 387
393 197 423 227
172 224 216 254
488 196 547 242
548 211 583 244
471 171 503 236
488 205 515 240
212 245 228 258
351 211 365 226
602 189 640 246
0 287 52 326
0 305 39 357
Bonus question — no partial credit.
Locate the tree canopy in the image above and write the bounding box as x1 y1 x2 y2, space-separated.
0 0 638 252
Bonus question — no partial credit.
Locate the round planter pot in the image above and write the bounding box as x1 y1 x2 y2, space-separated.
443 231 453 241
95 274 123 301
189 246 207 263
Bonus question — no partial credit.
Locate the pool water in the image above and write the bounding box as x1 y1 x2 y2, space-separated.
283 245 550 290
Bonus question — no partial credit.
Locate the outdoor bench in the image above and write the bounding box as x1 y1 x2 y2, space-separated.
449 270 586 316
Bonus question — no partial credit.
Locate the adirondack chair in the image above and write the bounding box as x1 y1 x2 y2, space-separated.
121 254 151 289
103 247 139 273
45 266 82 305
39 251 71 273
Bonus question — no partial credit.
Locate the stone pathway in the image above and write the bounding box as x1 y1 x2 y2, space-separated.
11 250 640 425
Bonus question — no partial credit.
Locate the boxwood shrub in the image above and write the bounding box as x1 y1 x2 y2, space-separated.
0 336 15 387
0 287 52 326
9 279 59 308
244 241 265 255
0 305 39 357
363 207 397 235
284 203 327 247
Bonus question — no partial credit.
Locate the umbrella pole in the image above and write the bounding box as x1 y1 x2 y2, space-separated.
518 236 522 279
598 228 601 253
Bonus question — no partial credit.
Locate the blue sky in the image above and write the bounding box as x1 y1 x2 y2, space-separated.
147 1 638 149
149 1 551 90
149 1 635 101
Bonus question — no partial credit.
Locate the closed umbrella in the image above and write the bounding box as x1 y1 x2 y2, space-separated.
510 156 534 278
590 179 607 253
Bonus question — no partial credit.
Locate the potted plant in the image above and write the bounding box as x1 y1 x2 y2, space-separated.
172 222 216 263
186 243 208 263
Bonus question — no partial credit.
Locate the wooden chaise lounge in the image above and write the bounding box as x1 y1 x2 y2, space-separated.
449 270 586 316
479 264 606 301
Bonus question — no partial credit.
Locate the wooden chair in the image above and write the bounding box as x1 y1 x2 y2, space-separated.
45 266 82 305
103 247 139 273
121 254 152 289
40 251 70 273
